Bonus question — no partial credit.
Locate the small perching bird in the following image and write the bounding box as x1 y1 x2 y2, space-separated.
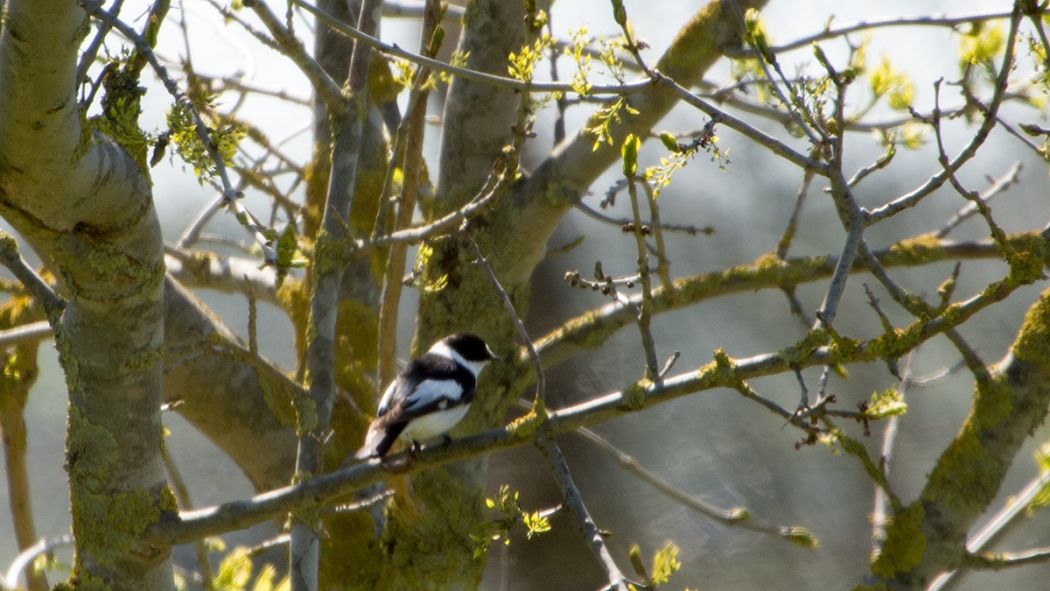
354 332 499 460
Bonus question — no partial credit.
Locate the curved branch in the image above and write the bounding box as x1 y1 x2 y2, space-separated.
147 266 1029 545
536 235 1027 371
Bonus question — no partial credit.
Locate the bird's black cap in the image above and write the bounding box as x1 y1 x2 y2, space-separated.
443 332 499 362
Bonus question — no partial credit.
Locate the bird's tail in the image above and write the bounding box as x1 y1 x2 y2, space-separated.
351 425 402 461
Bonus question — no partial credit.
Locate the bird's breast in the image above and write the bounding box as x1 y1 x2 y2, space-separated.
400 404 471 441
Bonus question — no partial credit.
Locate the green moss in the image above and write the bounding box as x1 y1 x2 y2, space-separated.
506 398 548 437
54 571 113 591
54 328 80 392
972 376 1013 430
85 246 165 292
871 502 926 578
925 427 1002 513
67 406 175 576
884 233 944 266
258 366 300 429
1011 286 1050 369
1003 233 1048 286
376 469 485 591
122 347 161 372
67 404 119 486
620 378 650 410
778 329 829 365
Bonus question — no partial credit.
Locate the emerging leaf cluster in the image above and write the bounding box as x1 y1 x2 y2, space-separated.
585 96 639 150
507 34 554 83
959 23 1005 69
175 541 289 591
412 242 448 293
567 27 593 96
862 388 908 420
644 128 729 197
167 98 245 182
627 541 683 590
1027 442 1050 515
869 57 915 111
471 484 552 559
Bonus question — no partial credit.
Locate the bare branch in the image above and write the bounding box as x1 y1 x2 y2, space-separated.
0 234 64 322
865 7 1023 224
469 238 546 404
538 441 634 591
936 162 1023 239
765 10 1029 54
294 0 650 96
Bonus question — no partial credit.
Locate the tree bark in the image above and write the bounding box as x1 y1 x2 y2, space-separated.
0 1 173 588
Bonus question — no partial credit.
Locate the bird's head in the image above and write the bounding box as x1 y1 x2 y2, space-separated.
430 332 499 376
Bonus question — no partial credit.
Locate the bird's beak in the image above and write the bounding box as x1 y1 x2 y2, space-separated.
487 346 500 361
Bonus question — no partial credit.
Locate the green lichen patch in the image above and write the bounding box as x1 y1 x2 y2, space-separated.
972 376 1013 430
883 233 944 266
925 427 1002 514
870 502 926 578
67 407 176 577
1011 286 1050 370
619 378 650 410
506 398 548 438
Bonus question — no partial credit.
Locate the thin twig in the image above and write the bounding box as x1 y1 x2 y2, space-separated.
936 162 1022 238
767 9 1035 53
1 536 73 591
375 0 442 387
575 200 712 236
871 353 912 554
865 6 1023 224
295 0 651 96
243 0 345 112
82 0 279 264
145 271 1026 546
0 234 64 323
537 441 634 591
625 177 660 381
468 238 545 404
162 447 215 590
0 321 53 348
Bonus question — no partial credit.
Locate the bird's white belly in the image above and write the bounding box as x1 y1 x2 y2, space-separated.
400 404 471 442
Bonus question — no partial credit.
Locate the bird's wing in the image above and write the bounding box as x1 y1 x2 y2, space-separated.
376 378 400 417
402 379 465 412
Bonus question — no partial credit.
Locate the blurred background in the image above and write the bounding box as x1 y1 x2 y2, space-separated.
3 0 1049 589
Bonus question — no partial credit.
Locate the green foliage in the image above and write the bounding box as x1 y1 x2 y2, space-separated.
863 388 908 420
644 126 729 197
621 133 640 178
212 546 290 591
1026 442 1050 515
650 541 681 585
742 8 770 62
627 541 682 589
91 51 153 173
507 34 554 83
471 485 553 558
275 224 307 287
567 27 593 95
869 56 914 111
585 96 639 150
413 242 448 293
167 99 245 182
959 23 1005 68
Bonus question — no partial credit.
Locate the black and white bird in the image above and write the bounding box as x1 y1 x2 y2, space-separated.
354 332 499 460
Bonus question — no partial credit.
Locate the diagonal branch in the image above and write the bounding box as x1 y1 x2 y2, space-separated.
146 269 1033 545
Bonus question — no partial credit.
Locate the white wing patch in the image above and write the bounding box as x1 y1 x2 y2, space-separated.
403 379 464 412
376 379 400 416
